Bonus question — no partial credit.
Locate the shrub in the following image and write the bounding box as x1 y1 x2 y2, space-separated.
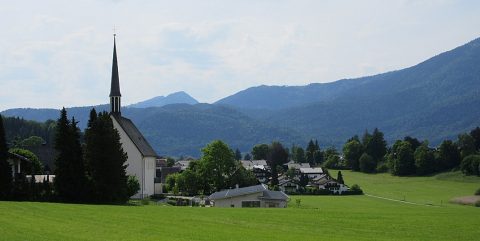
475 188 480 196
141 198 150 205
126 176 140 198
376 162 389 173
350 184 363 194
475 200 480 207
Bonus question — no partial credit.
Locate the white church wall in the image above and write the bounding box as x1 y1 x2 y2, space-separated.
111 116 152 199
144 156 156 197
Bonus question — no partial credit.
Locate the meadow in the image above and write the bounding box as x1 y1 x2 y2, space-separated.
0 171 479 241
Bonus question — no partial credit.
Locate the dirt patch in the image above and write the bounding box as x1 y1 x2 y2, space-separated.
450 196 480 206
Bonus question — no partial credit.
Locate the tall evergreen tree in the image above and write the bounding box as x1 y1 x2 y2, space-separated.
365 128 387 163
0 114 13 199
437 140 461 171
54 108 88 202
267 141 289 186
336 171 344 184
234 148 242 161
84 111 128 203
469 127 480 151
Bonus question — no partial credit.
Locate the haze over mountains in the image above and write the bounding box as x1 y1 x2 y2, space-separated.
2 38 480 156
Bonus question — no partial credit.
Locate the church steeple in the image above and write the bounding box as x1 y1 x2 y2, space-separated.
110 34 121 114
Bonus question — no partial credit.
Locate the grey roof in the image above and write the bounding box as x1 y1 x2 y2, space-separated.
109 36 121 97
209 184 288 201
261 190 289 200
300 167 324 174
287 162 310 170
112 115 157 157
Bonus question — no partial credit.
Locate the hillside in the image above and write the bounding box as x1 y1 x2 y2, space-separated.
219 38 480 145
128 91 198 108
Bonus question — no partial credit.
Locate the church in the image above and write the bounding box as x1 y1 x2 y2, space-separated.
108 35 158 199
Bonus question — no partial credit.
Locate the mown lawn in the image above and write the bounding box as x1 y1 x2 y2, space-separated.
1 171 479 241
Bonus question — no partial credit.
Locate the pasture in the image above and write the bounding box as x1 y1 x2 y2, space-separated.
1 171 479 241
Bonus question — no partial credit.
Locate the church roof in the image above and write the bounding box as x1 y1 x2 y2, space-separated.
112 115 157 157
110 36 121 97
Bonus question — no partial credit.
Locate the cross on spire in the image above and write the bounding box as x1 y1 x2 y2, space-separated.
113 25 117 37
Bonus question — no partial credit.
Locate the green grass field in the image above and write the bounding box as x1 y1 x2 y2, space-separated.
1 171 479 241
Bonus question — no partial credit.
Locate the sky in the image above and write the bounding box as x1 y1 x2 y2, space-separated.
1 0 479 111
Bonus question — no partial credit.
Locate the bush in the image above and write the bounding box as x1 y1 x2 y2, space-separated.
475 188 480 196
475 200 480 207
126 176 140 198
350 184 363 194
376 162 389 173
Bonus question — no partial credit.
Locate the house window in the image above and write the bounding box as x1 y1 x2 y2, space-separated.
241 201 260 208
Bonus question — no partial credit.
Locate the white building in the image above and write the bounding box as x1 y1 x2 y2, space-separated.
108 35 158 199
209 184 289 208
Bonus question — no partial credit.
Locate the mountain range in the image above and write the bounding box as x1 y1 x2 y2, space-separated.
2 38 480 157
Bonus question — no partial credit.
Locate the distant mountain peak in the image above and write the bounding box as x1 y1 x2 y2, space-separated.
128 91 198 108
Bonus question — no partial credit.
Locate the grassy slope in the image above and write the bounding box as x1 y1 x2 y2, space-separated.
1 172 479 241
337 170 480 205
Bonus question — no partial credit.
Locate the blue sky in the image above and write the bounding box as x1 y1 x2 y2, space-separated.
1 0 479 110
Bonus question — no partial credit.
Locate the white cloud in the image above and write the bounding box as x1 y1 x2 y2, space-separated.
0 0 480 110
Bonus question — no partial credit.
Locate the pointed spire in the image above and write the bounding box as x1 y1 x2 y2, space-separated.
110 35 121 97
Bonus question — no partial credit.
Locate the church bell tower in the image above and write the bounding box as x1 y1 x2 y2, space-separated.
110 34 122 115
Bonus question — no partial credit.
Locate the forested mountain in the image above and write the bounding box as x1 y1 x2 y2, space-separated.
128 91 198 108
2 38 480 156
218 38 480 146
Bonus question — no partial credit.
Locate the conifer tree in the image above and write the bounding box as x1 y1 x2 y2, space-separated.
336 171 344 184
54 108 88 202
0 114 13 199
84 111 128 203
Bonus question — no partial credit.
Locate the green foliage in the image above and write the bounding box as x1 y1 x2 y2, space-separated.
16 136 45 148
363 128 387 163
342 139 363 171
391 141 415 176
84 110 129 203
166 157 175 167
437 140 461 171
267 141 289 185
166 140 257 196
470 127 480 151
291 145 306 163
305 139 323 165
54 108 89 203
359 153 376 173
127 176 140 198
414 144 436 175
337 171 344 184
252 144 269 160
0 114 13 199
475 188 480 196
243 153 252 160
9 148 43 174
457 133 477 160
349 184 363 194
460 155 480 176
234 148 242 161
324 155 342 169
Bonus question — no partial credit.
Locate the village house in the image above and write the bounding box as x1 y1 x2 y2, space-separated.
299 167 324 179
209 184 289 208
241 160 270 183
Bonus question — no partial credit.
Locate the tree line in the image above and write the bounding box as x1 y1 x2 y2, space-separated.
0 110 139 203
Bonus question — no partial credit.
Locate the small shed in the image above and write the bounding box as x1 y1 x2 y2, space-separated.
209 184 289 208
